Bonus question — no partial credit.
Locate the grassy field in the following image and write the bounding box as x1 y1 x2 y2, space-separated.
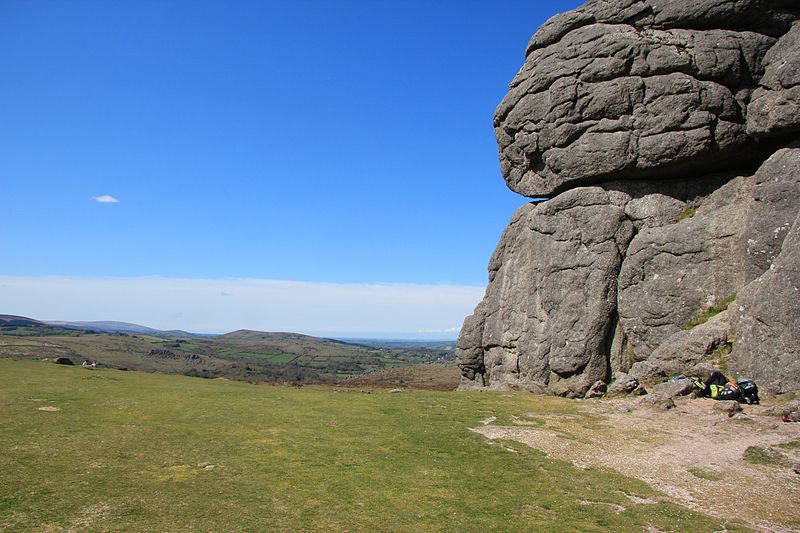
0 359 742 532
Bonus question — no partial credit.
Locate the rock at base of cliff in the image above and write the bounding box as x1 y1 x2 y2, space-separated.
608 372 640 394
648 378 696 401
585 380 607 398
712 400 743 417
629 310 732 382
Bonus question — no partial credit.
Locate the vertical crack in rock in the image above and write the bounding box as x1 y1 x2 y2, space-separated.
603 306 625 379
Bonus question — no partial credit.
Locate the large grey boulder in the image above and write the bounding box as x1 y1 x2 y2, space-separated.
747 22 800 137
456 187 634 396
456 302 488 387
526 0 798 54
618 145 800 383
648 378 696 401
608 372 641 394
494 0 790 197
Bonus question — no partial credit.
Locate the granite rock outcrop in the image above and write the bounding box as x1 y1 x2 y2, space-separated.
457 0 800 396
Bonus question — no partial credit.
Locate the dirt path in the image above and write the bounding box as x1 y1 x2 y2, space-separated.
472 396 800 532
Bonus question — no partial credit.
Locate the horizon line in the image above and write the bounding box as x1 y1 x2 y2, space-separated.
0 274 484 338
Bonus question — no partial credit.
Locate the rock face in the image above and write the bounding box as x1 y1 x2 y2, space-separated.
462 188 634 396
457 0 800 396
495 0 796 197
628 310 732 381
617 175 753 359
732 209 800 393
747 21 800 137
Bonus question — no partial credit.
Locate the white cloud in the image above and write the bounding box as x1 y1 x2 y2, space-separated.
93 195 119 203
417 326 462 334
0 275 485 338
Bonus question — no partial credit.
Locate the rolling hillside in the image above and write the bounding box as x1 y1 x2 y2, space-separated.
0 319 454 384
45 320 207 338
0 315 81 337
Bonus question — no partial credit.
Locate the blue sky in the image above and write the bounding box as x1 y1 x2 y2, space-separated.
0 1 582 336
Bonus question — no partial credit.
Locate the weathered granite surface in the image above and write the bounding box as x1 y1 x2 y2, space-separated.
457 0 800 395
457 188 634 396
628 310 732 381
732 209 800 393
617 175 753 359
495 0 794 197
747 21 800 137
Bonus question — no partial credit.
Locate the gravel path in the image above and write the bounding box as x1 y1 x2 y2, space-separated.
472 396 800 532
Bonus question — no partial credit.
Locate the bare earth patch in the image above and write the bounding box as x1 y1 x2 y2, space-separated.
472 396 800 532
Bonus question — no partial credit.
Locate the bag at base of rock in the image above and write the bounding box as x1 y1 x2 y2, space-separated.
736 378 760 404
705 371 733 399
691 376 708 396
715 382 742 402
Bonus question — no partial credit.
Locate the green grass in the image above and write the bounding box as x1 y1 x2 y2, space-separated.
682 294 736 330
156 340 207 351
687 468 723 481
0 360 743 532
776 439 800 451
0 325 81 337
218 348 298 363
742 446 789 467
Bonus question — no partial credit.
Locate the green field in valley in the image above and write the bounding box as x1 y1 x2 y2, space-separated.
0 360 745 532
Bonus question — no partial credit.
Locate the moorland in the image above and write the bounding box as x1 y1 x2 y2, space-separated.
0 314 453 384
0 359 766 532
2 318 799 531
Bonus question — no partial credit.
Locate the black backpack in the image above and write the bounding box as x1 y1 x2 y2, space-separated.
736 379 760 404
716 383 742 402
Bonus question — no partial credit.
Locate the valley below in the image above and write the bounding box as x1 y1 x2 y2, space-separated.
0 315 455 385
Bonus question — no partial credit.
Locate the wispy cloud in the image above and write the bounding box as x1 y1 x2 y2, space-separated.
417 326 462 334
0 275 485 338
92 195 119 203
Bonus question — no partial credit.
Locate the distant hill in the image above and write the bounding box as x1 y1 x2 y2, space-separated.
215 329 376 358
0 322 452 383
340 338 457 351
46 320 161 335
45 320 208 338
0 314 45 327
219 330 317 341
0 315 80 337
